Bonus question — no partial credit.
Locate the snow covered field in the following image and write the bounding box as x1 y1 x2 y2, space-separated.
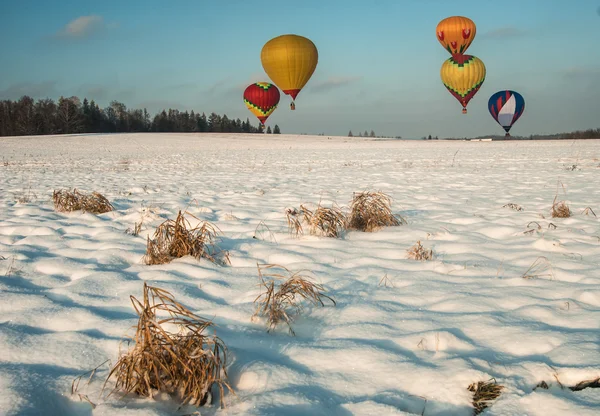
1 133 599 416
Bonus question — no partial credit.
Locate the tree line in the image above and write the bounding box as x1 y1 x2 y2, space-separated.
441 128 600 141
0 95 282 137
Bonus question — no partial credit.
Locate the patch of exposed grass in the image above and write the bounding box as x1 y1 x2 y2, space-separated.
468 379 504 415
252 263 336 336
104 283 233 408
143 210 229 266
346 191 406 232
407 240 433 261
53 188 114 214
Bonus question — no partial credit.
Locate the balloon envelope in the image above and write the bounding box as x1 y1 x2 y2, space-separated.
440 55 486 113
488 90 525 134
243 82 280 125
436 16 477 56
260 34 318 104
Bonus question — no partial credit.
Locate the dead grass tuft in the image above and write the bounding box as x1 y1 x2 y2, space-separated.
252 263 336 336
143 210 230 266
253 220 277 243
378 273 394 288
522 256 555 280
104 283 233 408
551 181 570 218
551 197 571 218
346 191 406 232
300 203 346 238
468 379 504 415
53 188 114 214
569 377 600 391
581 207 596 217
407 240 433 261
285 208 304 237
502 203 523 211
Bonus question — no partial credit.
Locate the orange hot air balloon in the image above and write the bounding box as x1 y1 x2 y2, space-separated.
440 54 486 114
436 16 477 56
261 34 318 110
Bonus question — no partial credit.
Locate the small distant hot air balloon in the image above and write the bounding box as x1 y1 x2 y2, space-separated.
261 34 318 110
488 90 525 137
436 16 477 56
243 82 280 126
440 54 486 114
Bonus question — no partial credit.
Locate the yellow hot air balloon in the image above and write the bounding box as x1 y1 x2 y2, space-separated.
440 54 486 114
261 34 318 110
436 16 477 56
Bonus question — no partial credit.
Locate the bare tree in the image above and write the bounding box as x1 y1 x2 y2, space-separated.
56 96 83 134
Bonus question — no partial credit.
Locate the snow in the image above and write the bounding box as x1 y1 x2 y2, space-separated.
1 133 599 415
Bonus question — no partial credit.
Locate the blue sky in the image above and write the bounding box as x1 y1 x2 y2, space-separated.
1 0 599 137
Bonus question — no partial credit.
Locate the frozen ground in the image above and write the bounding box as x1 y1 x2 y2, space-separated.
1 133 599 415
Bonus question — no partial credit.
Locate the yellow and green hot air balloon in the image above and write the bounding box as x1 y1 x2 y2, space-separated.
440 54 486 114
260 34 318 110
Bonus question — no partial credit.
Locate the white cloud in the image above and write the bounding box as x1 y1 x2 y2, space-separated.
56 15 105 39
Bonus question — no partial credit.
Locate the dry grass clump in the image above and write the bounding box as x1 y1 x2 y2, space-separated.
407 240 433 261
346 191 406 232
285 204 346 238
285 207 304 237
301 203 346 238
104 283 233 408
252 263 336 336
468 379 504 415
144 210 229 266
522 256 555 280
502 203 523 211
53 188 113 214
551 196 571 218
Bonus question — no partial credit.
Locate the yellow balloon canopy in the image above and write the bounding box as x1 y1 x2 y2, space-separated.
436 16 477 56
440 55 486 114
260 34 318 109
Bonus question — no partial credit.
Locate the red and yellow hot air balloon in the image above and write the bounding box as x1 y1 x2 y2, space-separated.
243 82 280 126
261 34 318 110
440 54 486 114
436 16 477 56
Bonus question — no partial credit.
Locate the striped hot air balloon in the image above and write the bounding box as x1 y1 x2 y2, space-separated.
488 90 525 136
243 82 280 126
260 34 318 110
440 54 486 114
